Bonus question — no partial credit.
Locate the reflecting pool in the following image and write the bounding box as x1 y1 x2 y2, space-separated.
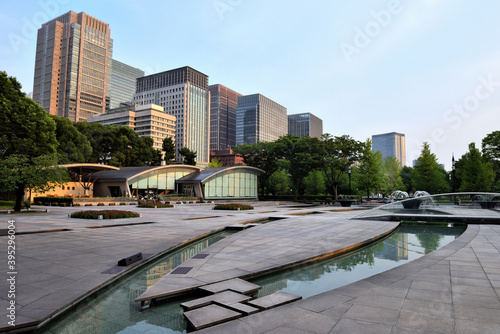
251 223 466 299
38 223 465 334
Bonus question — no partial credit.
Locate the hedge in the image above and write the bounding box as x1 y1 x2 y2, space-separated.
137 203 174 208
213 203 254 210
70 210 140 219
34 196 73 206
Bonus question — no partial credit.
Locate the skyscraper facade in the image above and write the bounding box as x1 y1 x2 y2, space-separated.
108 59 144 110
133 66 210 164
235 94 287 145
33 11 113 122
209 84 242 151
288 112 323 139
372 132 406 167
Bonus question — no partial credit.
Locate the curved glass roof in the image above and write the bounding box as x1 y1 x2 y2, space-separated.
353 192 500 223
176 166 264 183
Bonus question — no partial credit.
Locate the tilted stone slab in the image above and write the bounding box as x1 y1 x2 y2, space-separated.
199 278 261 296
184 304 242 330
247 291 302 310
180 290 251 311
215 301 260 315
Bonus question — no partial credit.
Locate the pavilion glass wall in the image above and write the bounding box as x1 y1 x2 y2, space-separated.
204 171 258 199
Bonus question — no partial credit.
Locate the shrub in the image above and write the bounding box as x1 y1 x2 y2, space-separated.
97 203 105 206
120 202 126 205
137 203 174 208
108 202 116 206
213 203 254 210
70 210 140 219
85 204 93 206
73 203 81 207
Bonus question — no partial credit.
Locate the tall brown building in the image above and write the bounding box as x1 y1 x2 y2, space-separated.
33 11 113 122
209 84 242 151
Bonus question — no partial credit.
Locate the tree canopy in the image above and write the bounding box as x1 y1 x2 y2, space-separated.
412 142 449 194
357 139 383 199
178 147 197 165
456 142 495 192
232 141 279 196
321 134 364 200
0 71 68 211
51 115 92 164
162 136 176 164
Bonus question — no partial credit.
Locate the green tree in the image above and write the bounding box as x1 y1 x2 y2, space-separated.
400 166 414 194
233 141 279 196
74 122 113 163
51 115 92 163
412 142 449 194
0 71 68 211
178 147 197 165
482 131 500 191
207 158 224 167
381 156 405 196
321 134 364 200
268 168 291 195
275 135 323 198
357 139 383 199
162 136 176 164
304 170 326 195
456 143 495 192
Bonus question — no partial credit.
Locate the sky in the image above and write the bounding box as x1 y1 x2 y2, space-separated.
1 0 500 169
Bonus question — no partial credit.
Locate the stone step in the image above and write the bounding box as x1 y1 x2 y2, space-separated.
215 301 260 315
199 278 261 296
180 290 251 311
184 304 242 330
247 291 302 310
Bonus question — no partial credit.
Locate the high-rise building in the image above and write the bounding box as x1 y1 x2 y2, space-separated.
288 112 323 139
209 84 242 151
372 132 406 167
108 59 144 110
86 104 175 150
33 11 113 122
235 94 287 145
133 66 210 164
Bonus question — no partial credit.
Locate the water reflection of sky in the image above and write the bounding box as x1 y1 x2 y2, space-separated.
252 225 465 299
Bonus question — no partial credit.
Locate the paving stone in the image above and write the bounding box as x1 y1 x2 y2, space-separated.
181 290 251 311
247 291 302 310
199 278 261 296
215 302 260 315
184 304 242 330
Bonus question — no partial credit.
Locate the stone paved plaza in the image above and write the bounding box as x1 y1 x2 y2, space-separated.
1 202 500 333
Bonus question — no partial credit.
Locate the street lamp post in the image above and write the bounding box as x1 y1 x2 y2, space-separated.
348 166 352 196
452 154 457 205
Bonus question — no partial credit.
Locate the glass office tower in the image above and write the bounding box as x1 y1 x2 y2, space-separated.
235 94 288 145
209 84 242 151
108 59 144 110
33 11 113 122
133 66 210 164
288 112 323 139
372 132 406 167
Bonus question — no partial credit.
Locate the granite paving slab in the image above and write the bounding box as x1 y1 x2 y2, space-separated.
180 290 252 311
198 278 261 295
184 304 242 330
215 301 260 315
247 291 302 310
